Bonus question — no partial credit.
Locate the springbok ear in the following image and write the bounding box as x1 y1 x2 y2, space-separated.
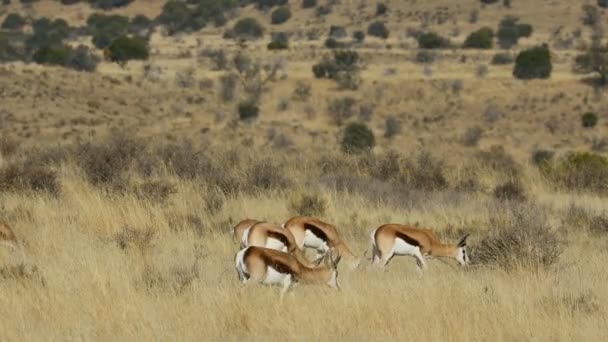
457 233 470 247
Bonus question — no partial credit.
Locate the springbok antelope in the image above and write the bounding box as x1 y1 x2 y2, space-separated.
283 216 361 269
235 246 341 298
370 224 470 273
232 218 261 243
241 222 317 268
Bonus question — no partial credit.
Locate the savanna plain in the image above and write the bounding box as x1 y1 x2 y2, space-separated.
1 0 608 340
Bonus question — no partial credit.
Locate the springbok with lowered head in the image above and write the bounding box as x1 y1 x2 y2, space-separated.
283 216 361 269
370 224 470 273
232 218 261 243
235 246 341 299
241 222 317 268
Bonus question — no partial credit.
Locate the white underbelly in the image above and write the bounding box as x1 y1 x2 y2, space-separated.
304 230 329 252
263 266 290 285
266 238 288 252
393 238 420 256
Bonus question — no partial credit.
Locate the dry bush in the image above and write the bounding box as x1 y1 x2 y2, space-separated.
541 291 600 316
114 225 155 252
0 135 18 156
401 152 448 191
474 203 562 270
245 158 290 192
541 152 608 194
134 180 177 203
327 96 357 125
462 126 483 147
288 193 327 216
493 180 526 202
563 205 608 235
384 116 401 139
368 150 401 181
76 132 145 189
0 263 45 287
0 162 60 196
476 145 520 178
141 261 201 295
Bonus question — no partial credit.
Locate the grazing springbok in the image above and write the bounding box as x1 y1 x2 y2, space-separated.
370 224 470 273
235 246 341 299
232 218 261 243
282 216 361 269
241 222 317 268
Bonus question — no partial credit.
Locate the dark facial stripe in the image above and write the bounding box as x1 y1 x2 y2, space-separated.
395 231 420 247
304 223 329 242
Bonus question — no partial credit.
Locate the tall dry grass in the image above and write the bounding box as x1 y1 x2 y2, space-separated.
1 138 607 341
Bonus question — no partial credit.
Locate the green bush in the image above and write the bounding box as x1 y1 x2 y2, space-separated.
463 27 494 49
376 3 388 16
267 33 288 50
232 17 264 39
417 32 451 49
0 32 23 62
1 13 26 30
89 0 133 10
541 152 608 193
341 122 375 153
26 18 70 53
312 50 359 79
581 112 599 128
302 0 316 8
513 45 551 79
156 0 233 35
367 21 389 39
106 36 149 65
87 14 131 49
33 44 72 66
238 101 259 121
253 0 287 9
271 6 291 25
353 30 365 43
497 16 533 49
491 52 514 65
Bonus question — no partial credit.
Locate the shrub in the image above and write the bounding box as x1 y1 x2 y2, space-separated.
271 6 291 25
494 180 526 201
232 17 264 39
462 126 483 146
463 27 494 49
474 203 561 270
513 45 552 79
238 100 259 121
353 30 365 43
491 52 514 65
376 3 388 16
329 25 347 39
417 32 451 49
0 162 59 195
574 41 608 85
531 149 554 165
106 36 149 66
476 145 520 177
0 32 22 62
129 14 153 35
401 152 447 190
26 18 70 53
384 116 401 139
312 50 361 88
1 13 26 30
497 16 533 49
246 158 290 192
134 180 177 203
219 73 238 102
89 0 133 10
66 45 100 72
76 132 145 188
367 21 389 39
327 97 356 125
581 112 598 128
252 0 287 9
33 44 72 66
599 0 608 8
157 0 234 35
87 13 130 49
302 0 316 8
541 152 608 193
292 81 311 101
288 193 327 216
267 35 288 50
341 122 375 154
415 50 437 64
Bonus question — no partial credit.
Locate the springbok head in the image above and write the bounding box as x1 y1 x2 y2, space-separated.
455 233 470 266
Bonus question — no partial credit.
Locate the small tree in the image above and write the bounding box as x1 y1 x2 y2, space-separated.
417 32 451 49
271 6 291 25
582 112 599 128
513 45 552 79
238 100 259 121
367 21 389 39
232 17 264 39
353 30 365 43
574 39 608 85
106 36 149 66
497 16 533 49
463 27 494 49
1 13 26 30
341 122 375 153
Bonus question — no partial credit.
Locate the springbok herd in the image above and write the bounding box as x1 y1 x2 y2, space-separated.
234 216 470 298
0 217 469 298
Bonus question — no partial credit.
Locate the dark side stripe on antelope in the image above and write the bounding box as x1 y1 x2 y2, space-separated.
394 231 421 247
267 230 290 248
304 223 329 242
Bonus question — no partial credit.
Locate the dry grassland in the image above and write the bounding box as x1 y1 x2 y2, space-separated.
1 0 608 341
